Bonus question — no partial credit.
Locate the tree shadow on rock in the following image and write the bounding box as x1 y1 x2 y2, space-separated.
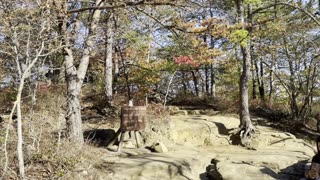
278 160 308 180
96 153 194 180
201 119 232 136
213 122 229 136
260 167 279 179
83 129 116 147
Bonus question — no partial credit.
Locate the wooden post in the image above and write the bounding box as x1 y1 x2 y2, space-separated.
106 128 121 148
117 132 125 152
135 131 141 148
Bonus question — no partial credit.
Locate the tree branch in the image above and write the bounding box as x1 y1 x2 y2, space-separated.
67 1 177 14
277 2 320 26
133 6 179 37
251 1 320 26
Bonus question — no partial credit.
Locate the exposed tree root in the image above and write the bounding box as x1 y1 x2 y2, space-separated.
240 123 255 146
229 124 256 146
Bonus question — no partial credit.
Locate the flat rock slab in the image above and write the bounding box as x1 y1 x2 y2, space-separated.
109 147 212 180
78 112 315 180
168 114 314 180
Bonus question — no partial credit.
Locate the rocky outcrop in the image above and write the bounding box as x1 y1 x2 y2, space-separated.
77 108 315 180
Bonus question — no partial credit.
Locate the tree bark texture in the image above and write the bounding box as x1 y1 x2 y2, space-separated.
64 0 103 143
113 50 120 94
251 58 257 100
105 13 114 106
240 45 252 128
237 0 255 142
64 49 84 143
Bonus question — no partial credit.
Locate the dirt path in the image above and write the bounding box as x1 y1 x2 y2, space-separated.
71 111 315 180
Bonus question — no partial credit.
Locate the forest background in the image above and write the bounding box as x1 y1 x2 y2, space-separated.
0 0 320 179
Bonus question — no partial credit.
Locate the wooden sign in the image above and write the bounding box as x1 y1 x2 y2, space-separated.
120 106 146 132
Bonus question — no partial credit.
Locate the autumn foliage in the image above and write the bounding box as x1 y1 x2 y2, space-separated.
173 55 199 67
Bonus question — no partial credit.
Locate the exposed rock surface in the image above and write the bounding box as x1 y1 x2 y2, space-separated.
73 108 315 180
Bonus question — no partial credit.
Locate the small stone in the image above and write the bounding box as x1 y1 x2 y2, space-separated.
81 170 88 176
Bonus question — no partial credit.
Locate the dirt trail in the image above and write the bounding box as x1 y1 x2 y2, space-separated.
72 109 315 180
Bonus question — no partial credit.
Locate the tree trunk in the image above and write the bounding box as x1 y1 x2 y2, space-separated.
186 76 192 93
269 53 275 103
209 3 216 98
290 92 299 119
182 72 187 94
251 58 257 100
210 64 216 97
254 59 265 101
237 0 255 143
210 37 216 97
191 70 199 96
16 85 25 178
205 65 209 95
199 70 204 97
113 50 120 92
201 27 209 96
240 45 253 129
286 40 299 119
12 43 44 178
105 13 114 106
63 0 103 143
164 71 176 108
64 49 84 143
258 60 265 100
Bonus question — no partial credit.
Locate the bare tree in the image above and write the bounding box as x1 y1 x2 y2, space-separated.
0 0 60 177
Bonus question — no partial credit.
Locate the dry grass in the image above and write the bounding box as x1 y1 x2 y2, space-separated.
0 87 90 179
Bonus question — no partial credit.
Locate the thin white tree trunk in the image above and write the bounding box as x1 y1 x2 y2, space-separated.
105 13 114 106
16 83 25 178
3 101 17 175
5 41 44 178
164 71 176 108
